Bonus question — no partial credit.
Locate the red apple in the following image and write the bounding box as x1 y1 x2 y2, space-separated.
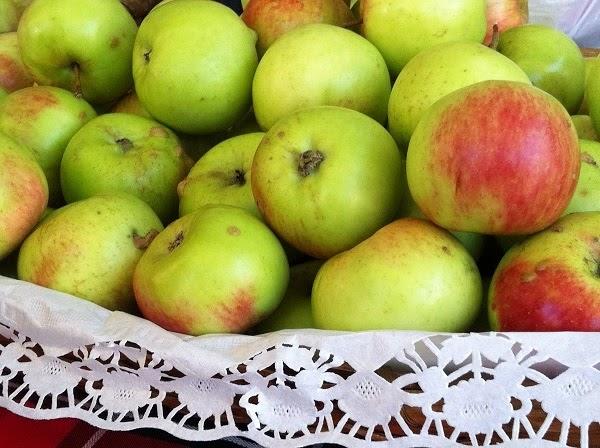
489 212 600 331
407 80 580 235
242 0 355 55
484 0 528 46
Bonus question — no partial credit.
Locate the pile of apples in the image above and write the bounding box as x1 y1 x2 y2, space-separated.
1 0 599 336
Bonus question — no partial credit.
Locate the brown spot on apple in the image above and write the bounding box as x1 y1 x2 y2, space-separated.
277 131 285 139
214 289 257 332
0 55 23 92
168 231 184 252
441 245 450 255
227 226 241 236
149 126 169 138
110 37 120 48
582 152 598 167
15 90 59 120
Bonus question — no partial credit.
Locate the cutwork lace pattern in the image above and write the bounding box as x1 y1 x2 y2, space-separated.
0 277 599 447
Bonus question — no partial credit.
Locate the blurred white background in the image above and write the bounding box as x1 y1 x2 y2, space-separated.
529 0 600 47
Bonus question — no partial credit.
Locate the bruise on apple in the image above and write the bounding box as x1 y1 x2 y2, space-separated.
213 288 257 333
0 55 27 93
429 84 579 234
7 90 59 124
168 231 184 252
492 258 600 331
132 228 160 250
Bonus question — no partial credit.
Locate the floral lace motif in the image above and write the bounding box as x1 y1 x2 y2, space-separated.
1 322 600 447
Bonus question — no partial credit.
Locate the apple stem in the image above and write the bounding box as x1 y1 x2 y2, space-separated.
132 229 160 250
71 63 83 99
298 150 325 177
488 24 500 50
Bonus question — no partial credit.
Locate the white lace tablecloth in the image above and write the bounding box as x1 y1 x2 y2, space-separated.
0 276 599 447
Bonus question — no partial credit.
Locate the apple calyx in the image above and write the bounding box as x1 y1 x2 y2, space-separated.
116 137 134 152
231 169 246 186
143 50 151 63
132 229 160 250
168 231 184 252
298 150 325 177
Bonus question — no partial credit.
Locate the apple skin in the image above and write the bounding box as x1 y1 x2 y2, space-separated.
178 132 264 219
562 140 600 216
571 115 599 142
252 23 391 130
589 61 600 137
251 106 404 259
0 0 32 33
253 259 322 333
133 205 289 335
242 0 355 55
17 0 137 105
312 218 482 331
0 131 48 260
0 86 96 205
407 80 580 235
0 32 33 96
60 113 191 222
497 24 586 114
133 0 258 135
398 188 485 261
388 40 531 149
483 0 528 45
111 90 152 119
579 56 600 115
489 212 600 331
18 193 163 311
360 0 487 76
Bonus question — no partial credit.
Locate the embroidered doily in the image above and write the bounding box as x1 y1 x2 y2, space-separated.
0 276 599 447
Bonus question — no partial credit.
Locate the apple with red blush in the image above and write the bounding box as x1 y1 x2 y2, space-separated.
407 80 580 235
489 212 600 331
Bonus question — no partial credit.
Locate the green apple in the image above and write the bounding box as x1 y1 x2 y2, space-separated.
398 188 485 260
0 131 48 260
254 259 322 333
562 140 600 216
388 40 531 149
571 115 599 141
18 193 163 312
17 0 137 104
497 24 586 114
0 86 96 205
0 32 33 96
60 113 191 222
0 0 32 33
133 205 289 335
489 212 600 331
252 106 404 259
252 23 390 130
242 0 355 55
111 90 152 119
133 0 258 135
178 132 264 219
312 218 482 331
578 56 600 115
407 81 580 235
360 0 487 76
589 61 600 137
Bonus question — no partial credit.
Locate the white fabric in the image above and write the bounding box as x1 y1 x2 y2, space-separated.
0 276 599 447
529 0 600 47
